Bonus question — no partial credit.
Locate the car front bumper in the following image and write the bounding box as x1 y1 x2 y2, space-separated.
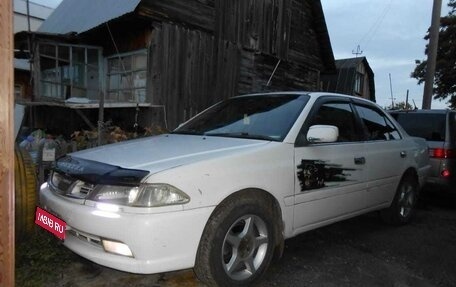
39 184 214 274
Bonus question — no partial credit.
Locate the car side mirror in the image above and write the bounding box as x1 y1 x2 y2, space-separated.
307 125 339 143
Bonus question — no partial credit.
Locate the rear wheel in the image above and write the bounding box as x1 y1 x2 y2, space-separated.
381 175 418 225
194 193 277 287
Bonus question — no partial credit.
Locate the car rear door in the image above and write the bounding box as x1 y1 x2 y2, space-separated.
353 103 406 207
293 97 367 231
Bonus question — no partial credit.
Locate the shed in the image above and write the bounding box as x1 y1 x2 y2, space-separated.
16 0 337 133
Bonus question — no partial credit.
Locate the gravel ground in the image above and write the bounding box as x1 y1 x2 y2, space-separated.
33 193 456 287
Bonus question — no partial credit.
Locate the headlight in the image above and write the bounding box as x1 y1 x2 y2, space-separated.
87 184 190 207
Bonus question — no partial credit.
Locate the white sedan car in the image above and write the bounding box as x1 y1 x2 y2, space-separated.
40 92 430 286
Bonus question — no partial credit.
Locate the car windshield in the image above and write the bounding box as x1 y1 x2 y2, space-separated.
173 94 310 141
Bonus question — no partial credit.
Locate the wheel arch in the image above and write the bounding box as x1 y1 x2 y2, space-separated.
381 166 420 225
209 188 285 259
401 167 419 187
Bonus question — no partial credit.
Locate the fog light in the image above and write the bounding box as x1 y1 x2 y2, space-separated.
441 169 451 178
102 240 133 257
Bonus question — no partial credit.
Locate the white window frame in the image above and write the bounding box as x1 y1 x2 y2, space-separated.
37 42 102 101
106 49 148 103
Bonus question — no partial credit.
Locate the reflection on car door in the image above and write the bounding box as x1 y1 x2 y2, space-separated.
293 100 367 232
354 103 406 207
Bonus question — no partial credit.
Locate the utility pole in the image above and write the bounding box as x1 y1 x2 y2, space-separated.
405 89 410 110
389 73 395 108
422 0 442 109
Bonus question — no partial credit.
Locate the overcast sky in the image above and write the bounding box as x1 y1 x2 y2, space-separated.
35 0 451 109
321 0 451 109
29 0 60 8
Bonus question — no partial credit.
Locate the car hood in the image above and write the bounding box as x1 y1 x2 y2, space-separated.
69 134 270 175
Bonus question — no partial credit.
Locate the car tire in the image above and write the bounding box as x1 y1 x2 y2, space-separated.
194 192 277 287
381 175 418 225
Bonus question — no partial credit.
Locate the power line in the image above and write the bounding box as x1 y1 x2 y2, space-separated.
354 0 393 51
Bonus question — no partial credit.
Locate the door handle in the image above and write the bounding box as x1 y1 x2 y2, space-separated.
400 151 407 158
354 157 366 165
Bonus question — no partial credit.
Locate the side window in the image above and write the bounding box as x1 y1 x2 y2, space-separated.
309 102 359 142
355 105 401 141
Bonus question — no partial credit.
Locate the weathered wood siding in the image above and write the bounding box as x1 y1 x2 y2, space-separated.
139 0 326 66
149 23 239 128
214 0 291 59
138 0 215 31
139 0 329 128
288 0 325 69
238 51 319 94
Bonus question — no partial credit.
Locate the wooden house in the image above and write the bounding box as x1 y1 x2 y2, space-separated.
321 56 375 102
15 0 336 135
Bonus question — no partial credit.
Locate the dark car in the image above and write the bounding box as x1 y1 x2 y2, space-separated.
390 109 456 193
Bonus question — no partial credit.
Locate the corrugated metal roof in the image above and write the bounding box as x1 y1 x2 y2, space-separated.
38 0 141 34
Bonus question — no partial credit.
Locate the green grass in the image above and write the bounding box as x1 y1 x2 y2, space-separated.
16 227 79 287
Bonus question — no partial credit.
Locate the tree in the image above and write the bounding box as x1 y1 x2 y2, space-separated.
412 0 456 108
386 101 414 110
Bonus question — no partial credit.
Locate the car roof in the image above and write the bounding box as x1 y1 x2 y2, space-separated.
389 109 451 114
237 91 376 105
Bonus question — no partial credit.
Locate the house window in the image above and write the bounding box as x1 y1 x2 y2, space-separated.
38 43 101 101
354 72 364 95
107 50 147 103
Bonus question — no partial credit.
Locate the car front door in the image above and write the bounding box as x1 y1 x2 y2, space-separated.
293 98 367 232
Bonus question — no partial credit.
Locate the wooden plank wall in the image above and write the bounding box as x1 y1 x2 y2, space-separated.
140 0 329 128
138 0 215 31
238 51 320 94
215 0 291 59
288 0 325 68
0 0 15 285
139 0 326 68
149 23 239 129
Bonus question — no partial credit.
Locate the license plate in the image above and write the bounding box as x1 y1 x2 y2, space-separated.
35 207 66 240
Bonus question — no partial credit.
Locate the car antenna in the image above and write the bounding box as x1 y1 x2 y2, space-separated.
412 99 418 110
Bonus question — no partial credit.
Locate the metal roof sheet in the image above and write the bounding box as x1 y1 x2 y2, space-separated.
38 0 141 34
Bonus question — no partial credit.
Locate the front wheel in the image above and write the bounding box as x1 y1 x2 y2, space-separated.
194 193 277 287
381 175 418 225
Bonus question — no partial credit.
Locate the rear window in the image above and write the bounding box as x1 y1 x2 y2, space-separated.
391 113 446 141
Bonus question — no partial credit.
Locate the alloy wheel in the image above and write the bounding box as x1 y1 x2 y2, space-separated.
221 214 269 281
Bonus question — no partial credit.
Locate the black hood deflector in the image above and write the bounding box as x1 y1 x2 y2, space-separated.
53 155 149 186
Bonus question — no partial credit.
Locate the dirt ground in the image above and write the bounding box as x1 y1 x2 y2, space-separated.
33 193 456 287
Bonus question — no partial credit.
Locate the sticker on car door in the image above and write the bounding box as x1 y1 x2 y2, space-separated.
297 159 357 191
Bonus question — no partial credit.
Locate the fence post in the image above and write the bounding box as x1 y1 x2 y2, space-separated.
0 0 15 285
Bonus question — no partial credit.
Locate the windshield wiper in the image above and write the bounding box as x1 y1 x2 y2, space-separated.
171 130 204 136
204 132 276 141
